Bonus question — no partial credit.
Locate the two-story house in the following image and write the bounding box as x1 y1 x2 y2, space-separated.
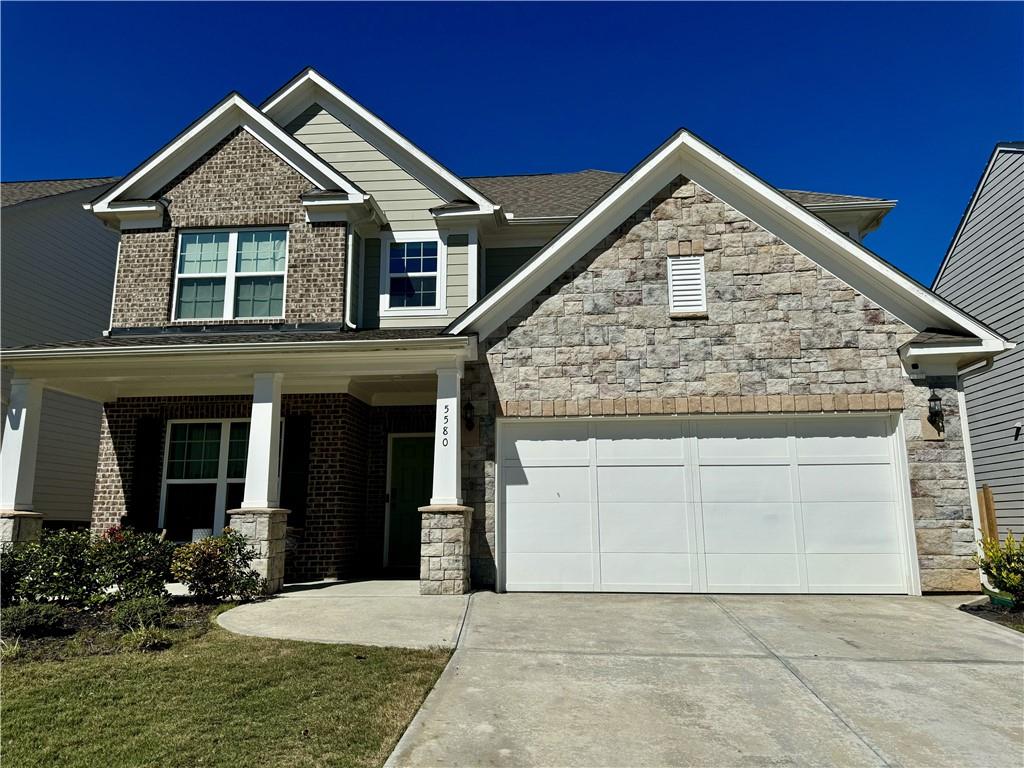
1 68 1011 595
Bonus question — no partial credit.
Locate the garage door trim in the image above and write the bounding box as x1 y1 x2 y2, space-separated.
494 413 921 596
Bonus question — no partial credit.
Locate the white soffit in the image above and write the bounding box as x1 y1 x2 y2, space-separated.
261 68 497 214
448 128 1010 348
89 92 366 217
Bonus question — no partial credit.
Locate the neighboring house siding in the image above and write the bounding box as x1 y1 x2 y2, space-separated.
933 147 1024 536
287 104 444 231
463 177 977 592
1 186 118 522
110 128 346 329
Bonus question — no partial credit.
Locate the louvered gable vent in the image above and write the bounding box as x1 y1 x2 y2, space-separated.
667 255 707 314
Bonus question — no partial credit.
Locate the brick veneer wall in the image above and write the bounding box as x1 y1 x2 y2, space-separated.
91 392 369 583
463 176 978 592
110 128 346 328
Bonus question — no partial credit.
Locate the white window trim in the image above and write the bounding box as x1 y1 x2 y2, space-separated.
378 229 448 318
172 227 289 322
158 418 284 537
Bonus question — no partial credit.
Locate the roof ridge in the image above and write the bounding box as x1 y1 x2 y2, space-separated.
1 175 119 185
464 169 623 180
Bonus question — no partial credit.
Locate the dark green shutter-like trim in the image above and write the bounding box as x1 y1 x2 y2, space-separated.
128 416 163 531
447 233 469 248
280 414 312 530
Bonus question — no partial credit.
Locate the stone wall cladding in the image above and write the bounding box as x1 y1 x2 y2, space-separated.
420 506 472 595
91 392 369 583
110 128 346 328
463 176 977 592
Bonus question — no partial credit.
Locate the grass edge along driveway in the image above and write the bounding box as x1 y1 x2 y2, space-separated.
2 623 450 768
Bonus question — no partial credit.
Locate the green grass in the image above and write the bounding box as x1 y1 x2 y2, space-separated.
2 621 450 768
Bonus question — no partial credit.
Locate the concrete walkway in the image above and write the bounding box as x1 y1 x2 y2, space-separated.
388 593 1024 767
217 580 468 649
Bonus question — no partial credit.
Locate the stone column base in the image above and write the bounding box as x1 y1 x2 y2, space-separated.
419 504 472 595
227 508 289 594
0 510 43 545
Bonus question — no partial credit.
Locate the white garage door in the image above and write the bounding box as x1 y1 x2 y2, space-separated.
500 416 913 594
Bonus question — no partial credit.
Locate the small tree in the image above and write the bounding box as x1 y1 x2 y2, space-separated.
171 529 265 602
94 526 176 600
977 533 1024 605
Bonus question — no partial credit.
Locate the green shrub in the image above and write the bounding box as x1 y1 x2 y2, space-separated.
977 533 1024 605
119 625 172 653
112 596 169 631
1 603 68 639
95 526 175 599
170 529 265 602
0 544 29 606
15 530 102 605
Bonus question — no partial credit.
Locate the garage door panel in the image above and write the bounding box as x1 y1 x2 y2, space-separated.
505 503 592 553
597 465 688 503
806 553 905 593
802 502 901 553
594 421 684 463
504 465 590 503
697 420 789 459
505 553 594 591
701 503 798 553
796 417 891 461
600 553 694 591
598 502 691 553
705 554 802 593
700 465 792 502
502 422 589 464
798 464 895 502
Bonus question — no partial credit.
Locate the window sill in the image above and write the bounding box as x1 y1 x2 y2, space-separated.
170 317 287 324
378 307 448 318
669 312 709 320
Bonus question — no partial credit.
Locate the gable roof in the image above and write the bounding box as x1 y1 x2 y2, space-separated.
448 127 1010 356
2 177 118 208
87 92 365 227
931 142 1024 289
261 67 497 215
467 170 896 221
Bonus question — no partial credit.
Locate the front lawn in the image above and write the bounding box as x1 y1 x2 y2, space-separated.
2 614 450 768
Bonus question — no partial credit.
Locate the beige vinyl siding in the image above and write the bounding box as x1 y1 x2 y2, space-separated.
1 186 118 522
933 147 1024 536
287 105 445 231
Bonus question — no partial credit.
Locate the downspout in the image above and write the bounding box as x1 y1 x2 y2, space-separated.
344 225 357 330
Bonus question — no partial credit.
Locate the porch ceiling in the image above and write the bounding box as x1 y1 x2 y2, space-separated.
2 336 475 402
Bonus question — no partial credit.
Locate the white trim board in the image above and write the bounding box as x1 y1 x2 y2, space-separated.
88 92 365 224
447 127 1012 351
262 68 497 215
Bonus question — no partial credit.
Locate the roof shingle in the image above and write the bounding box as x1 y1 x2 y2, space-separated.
1 177 119 208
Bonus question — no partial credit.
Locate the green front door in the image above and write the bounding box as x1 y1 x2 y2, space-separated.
387 436 434 569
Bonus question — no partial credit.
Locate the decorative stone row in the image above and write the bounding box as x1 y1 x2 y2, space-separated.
498 391 905 418
419 505 472 595
227 508 289 594
0 511 43 545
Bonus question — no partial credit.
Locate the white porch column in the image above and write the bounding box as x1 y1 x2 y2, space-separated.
430 367 463 505
241 372 283 509
0 379 45 544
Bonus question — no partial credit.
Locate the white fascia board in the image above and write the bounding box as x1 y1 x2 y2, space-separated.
449 128 1011 349
91 93 365 219
262 69 496 214
932 144 1024 289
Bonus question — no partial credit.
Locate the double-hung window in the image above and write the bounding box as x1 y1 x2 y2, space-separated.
159 419 283 541
380 232 444 315
174 228 287 321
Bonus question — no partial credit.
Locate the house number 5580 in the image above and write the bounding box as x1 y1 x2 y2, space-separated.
442 404 450 447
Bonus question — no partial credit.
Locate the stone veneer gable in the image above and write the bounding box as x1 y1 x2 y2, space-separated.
110 128 346 328
462 176 978 592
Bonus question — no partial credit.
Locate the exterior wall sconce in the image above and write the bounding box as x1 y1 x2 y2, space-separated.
463 401 476 432
927 390 944 434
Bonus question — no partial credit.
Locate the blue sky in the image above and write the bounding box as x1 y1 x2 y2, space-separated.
2 2 1020 284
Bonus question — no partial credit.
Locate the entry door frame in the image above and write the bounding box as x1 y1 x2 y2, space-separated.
495 413 921 596
383 432 433 568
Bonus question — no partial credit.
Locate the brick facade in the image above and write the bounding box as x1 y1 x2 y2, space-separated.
110 128 346 328
91 393 369 583
463 176 978 592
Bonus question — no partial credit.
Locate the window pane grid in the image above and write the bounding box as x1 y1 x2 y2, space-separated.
176 278 225 320
227 422 250 479
388 240 438 309
178 232 229 275
166 423 222 480
236 230 287 272
235 276 284 318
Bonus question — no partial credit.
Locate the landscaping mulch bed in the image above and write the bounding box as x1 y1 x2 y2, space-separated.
959 601 1024 634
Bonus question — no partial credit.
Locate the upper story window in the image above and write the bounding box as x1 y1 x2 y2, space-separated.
379 231 446 317
174 228 287 321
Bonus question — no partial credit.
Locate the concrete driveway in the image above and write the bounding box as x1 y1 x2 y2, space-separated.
388 593 1023 767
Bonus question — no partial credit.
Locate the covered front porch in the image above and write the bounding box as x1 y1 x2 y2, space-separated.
1 330 478 594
